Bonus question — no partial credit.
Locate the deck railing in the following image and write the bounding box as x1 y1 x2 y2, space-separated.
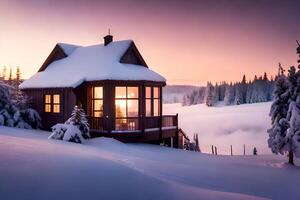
87 115 178 132
88 117 104 131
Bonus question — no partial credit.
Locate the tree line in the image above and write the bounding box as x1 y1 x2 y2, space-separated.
182 73 275 106
0 66 23 87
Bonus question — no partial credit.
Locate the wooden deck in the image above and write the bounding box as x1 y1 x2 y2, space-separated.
88 115 183 148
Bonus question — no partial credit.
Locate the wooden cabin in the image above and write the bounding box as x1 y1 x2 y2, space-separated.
20 35 184 148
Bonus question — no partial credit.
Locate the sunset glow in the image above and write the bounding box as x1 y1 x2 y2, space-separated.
0 0 299 85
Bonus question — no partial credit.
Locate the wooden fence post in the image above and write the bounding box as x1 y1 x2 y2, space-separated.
211 145 214 155
215 146 217 155
230 145 233 156
243 144 246 156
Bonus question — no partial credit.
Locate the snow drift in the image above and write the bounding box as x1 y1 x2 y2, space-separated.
0 126 299 200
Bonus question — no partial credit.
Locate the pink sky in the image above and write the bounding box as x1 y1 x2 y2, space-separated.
0 0 299 85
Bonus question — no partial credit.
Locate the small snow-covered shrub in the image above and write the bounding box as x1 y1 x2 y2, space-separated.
49 106 90 144
63 124 84 143
49 124 68 140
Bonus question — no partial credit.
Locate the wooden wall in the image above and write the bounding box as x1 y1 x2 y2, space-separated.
23 88 76 130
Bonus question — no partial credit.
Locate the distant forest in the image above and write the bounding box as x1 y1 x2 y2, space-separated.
183 73 275 106
0 66 23 86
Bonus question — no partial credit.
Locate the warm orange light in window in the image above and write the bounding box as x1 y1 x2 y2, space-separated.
115 87 127 98
45 94 51 112
115 100 127 118
45 95 51 103
53 94 60 104
94 87 103 99
45 104 51 112
53 105 60 113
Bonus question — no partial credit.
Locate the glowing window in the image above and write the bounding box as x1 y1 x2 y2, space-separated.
115 86 139 130
53 94 60 113
115 87 127 98
92 87 103 117
145 87 160 116
44 95 51 112
44 94 60 113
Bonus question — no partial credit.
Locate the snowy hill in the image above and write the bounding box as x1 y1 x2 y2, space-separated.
0 126 300 200
164 102 272 155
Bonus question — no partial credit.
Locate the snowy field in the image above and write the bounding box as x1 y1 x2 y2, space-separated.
1 126 300 200
164 102 272 155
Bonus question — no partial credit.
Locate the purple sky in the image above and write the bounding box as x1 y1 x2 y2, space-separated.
0 0 300 85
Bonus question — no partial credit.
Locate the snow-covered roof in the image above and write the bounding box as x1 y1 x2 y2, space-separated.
20 40 166 89
57 43 81 55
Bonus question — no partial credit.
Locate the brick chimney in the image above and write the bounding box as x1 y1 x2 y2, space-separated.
104 34 113 46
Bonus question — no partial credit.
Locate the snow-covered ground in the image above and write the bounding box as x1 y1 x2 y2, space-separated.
1 126 300 200
164 102 272 155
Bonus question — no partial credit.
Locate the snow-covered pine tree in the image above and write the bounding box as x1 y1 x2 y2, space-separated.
66 105 90 139
218 82 227 101
224 83 234 105
213 83 220 103
0 81 41 129
16 66 21 86
8 67 12 85
245 81 253 103
286 94 300 164
0 82 16 126
268 65 290 157
49 106 90 143
205 82 216 106
2 66 7 81
284 44 300 165
234 83 243 105
182 94 189 106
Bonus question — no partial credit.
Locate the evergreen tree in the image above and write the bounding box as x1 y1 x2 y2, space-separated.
263 72 268 81
268 66 290 157
286 95 300 165
0 81 41 128
284 44 300 165
234 83 243 105
8 67 12 85
16 66 21 86
268 43 300 165
66 105 90 139
224 83 235 105
2 66 6 80
50 106 90 143
205 82 216 106
182 94 189 106
245 83 253 103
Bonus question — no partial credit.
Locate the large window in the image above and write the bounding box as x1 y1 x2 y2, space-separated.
92 87 103 117
44 94 60 113
115 86 139 130
145 87 160 116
